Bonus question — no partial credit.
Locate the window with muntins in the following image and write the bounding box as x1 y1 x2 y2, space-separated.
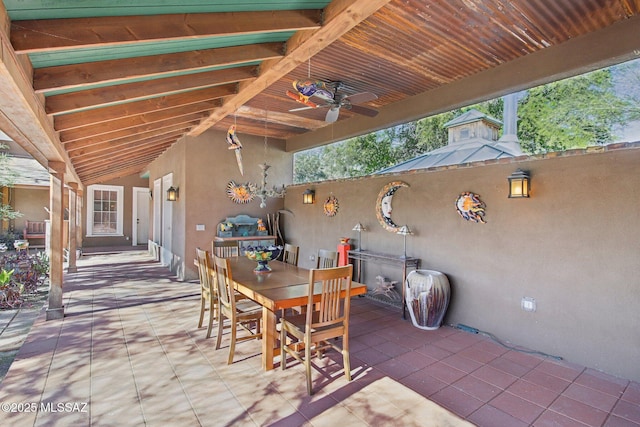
87 185 124 236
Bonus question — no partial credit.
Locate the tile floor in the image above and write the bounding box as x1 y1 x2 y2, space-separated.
0 250 638 426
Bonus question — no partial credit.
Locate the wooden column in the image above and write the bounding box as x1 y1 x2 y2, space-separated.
76 188 84 252
47 161 65 320
67 182 78 273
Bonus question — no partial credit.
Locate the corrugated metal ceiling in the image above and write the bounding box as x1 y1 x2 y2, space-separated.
1 0 639 184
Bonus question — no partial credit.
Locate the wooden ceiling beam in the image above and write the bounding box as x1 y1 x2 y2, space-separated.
46 66 256 115
76 152 163 175
188 0 393 136
10 10 322 52
236 105 326 130
79 159 159 184
34 42 284 93
68 132 185 160
65 122 194 155
73 139 176 168
62 119 197 150
59 107 212 142
54 86 233 131
81 162 156 185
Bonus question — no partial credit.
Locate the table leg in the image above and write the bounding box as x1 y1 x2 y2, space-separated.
262 307 277 371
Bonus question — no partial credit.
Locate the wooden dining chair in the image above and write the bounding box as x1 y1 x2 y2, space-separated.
282 243 299 266
213 240 239 258
195 248 217 338
280 264 354 395
316 249 338 269
212 255 262 364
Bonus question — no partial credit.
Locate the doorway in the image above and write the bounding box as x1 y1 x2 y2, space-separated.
132 187 150 246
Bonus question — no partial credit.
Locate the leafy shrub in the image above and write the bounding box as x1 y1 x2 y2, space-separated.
0 250 49 309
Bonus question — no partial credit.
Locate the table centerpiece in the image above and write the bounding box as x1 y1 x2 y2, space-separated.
245 245 283 273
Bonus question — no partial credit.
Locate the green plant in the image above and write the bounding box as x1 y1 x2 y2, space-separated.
0 268 24 308
0 251 49 309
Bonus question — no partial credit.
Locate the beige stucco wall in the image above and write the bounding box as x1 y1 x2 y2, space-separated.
148 131 639 381
283 145 640 382
148 128 291 281
81 174 149 248
11 186 49 237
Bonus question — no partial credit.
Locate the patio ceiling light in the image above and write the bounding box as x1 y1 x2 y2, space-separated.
508 169 530 198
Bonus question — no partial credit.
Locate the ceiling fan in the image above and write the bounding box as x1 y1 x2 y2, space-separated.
286 80 378 123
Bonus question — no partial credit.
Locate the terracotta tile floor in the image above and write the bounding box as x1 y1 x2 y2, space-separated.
0 250 638 426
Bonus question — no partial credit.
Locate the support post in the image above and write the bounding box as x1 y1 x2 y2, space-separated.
67 182 78 273
47 161 65 320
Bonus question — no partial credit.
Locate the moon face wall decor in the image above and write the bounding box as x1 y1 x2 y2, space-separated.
376 181 409 232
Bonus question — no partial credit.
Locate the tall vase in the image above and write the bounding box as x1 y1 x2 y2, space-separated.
405 270 450 330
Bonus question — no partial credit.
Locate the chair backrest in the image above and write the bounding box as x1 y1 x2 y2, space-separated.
196 248 214 296
305 265 353 329
212 255 235 315
316 249 338 269
283 243 299 266
213 240 239 258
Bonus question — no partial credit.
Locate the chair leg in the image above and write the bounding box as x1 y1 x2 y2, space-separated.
343 348 351 382
280 327 287 370
227 320 237 365
206 299 215 338
215 314 224 350
305 339 313 395
198 296 205 328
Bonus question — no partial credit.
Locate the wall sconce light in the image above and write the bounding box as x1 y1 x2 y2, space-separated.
508 169 530 198
302 189 315 204
397 225 413 259
352 223 366 251
166 186 179 201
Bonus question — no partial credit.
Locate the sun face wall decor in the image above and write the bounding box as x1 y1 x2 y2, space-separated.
455 192 486 223
376 181 409 232
323 195 339 217
226 181 257 204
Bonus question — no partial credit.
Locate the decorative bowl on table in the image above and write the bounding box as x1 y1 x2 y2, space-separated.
245 245 282 273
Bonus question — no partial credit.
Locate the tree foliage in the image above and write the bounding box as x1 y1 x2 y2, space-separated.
0 143 22 222
293 60 639 183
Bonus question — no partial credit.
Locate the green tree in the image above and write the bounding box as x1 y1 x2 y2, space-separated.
518 69 632 153
293 61 638 183
0 143 22 222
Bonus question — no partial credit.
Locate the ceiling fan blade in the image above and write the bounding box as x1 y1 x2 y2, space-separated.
349 104 379 117
344 92 378 104
289 106 315 112
325 107 340 123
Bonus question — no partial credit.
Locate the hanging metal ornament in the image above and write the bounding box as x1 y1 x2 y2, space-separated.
253 110 286 208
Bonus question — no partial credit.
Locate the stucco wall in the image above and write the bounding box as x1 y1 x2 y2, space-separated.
81 174 149 248
149 128 291 281
283 145 640 382
12 186 49 234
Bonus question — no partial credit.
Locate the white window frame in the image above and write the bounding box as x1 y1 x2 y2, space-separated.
86 184 124 237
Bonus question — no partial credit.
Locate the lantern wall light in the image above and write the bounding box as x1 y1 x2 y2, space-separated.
302 189 315 204
508 169 530 198
166 186 179 202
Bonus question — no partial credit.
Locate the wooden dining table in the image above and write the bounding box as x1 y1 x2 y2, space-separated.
226 256 367 371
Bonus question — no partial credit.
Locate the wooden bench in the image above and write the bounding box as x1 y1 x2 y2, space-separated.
23 220 46 247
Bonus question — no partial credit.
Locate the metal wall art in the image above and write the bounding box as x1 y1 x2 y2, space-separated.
455 192 486 223
376 181 409 232
323 195 339 217
226 181 257 204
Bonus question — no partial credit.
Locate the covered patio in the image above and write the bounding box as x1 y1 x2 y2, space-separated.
1 250 638 426
1 1 640 423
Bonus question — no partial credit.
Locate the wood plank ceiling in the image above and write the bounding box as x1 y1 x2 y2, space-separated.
2 0 640 185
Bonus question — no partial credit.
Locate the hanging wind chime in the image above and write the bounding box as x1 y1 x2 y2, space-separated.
254 110 286 208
